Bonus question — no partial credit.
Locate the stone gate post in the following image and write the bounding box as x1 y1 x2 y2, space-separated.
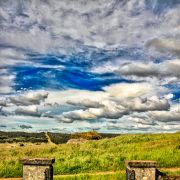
22 158 55 180
125 160 158 180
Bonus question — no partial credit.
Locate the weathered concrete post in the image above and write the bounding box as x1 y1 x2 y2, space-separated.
22 158 55 180
125 160 158 180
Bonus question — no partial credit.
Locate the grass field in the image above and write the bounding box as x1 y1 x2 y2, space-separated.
0 132 179 178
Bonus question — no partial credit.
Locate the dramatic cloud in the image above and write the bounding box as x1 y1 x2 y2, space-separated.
148 110 180 122
67 99 104 108
0 98 7 107
146 39 180 56
19 124 32 129
56 83 169 123
9 91 48 106
0 0 180 53
58 96 170 123
121 97 170 112
0 0 179 132
59 109 96 123
15 105 41 117
0 48 27 67
116 59 180 79
59 102 128 122
117 62 159 77
0 69 15 94
0 30 52 54
165 59 180 78
103 83 166 99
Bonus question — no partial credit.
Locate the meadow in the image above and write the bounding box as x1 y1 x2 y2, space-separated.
0 132 179 179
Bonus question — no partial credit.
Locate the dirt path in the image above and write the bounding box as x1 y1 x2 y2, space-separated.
0 171 122 180
54 170 125 178
160 167 180 172
45 132 55 145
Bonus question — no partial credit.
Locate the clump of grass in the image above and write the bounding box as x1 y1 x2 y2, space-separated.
0 132 179 178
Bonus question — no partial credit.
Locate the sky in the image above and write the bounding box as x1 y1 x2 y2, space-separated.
0 0 180 133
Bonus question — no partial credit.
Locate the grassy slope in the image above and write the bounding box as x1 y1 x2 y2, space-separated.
0 132 179 178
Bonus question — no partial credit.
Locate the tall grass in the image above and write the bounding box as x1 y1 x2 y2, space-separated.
0 132 179 178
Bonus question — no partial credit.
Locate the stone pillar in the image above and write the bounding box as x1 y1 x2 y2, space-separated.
125 160 158 180
22 158 55 180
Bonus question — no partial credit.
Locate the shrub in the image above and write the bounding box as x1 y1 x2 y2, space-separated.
71 131 102 140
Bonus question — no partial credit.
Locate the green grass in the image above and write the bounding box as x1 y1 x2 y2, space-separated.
160 170 180 176
0 132 179 178
53 172 126 180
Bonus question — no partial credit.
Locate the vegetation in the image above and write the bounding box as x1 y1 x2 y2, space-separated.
48 131 119 144
54 172 126 180
47 132 71 144
53 170 180 180
0 131 47 143
0 131 119 144
0 132 179 178
71 131 102 140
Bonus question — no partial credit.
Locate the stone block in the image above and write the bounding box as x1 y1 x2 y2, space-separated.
22 158 55 180
126 160 158 180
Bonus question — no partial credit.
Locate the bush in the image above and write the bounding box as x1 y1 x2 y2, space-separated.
71 131 102 140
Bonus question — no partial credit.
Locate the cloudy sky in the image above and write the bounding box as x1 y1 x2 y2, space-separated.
0 0 180 133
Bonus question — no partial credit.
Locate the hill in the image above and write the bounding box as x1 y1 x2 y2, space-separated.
0 132 179 178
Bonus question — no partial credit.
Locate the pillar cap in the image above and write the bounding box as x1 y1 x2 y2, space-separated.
125 160 158 168
22 158 55 165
